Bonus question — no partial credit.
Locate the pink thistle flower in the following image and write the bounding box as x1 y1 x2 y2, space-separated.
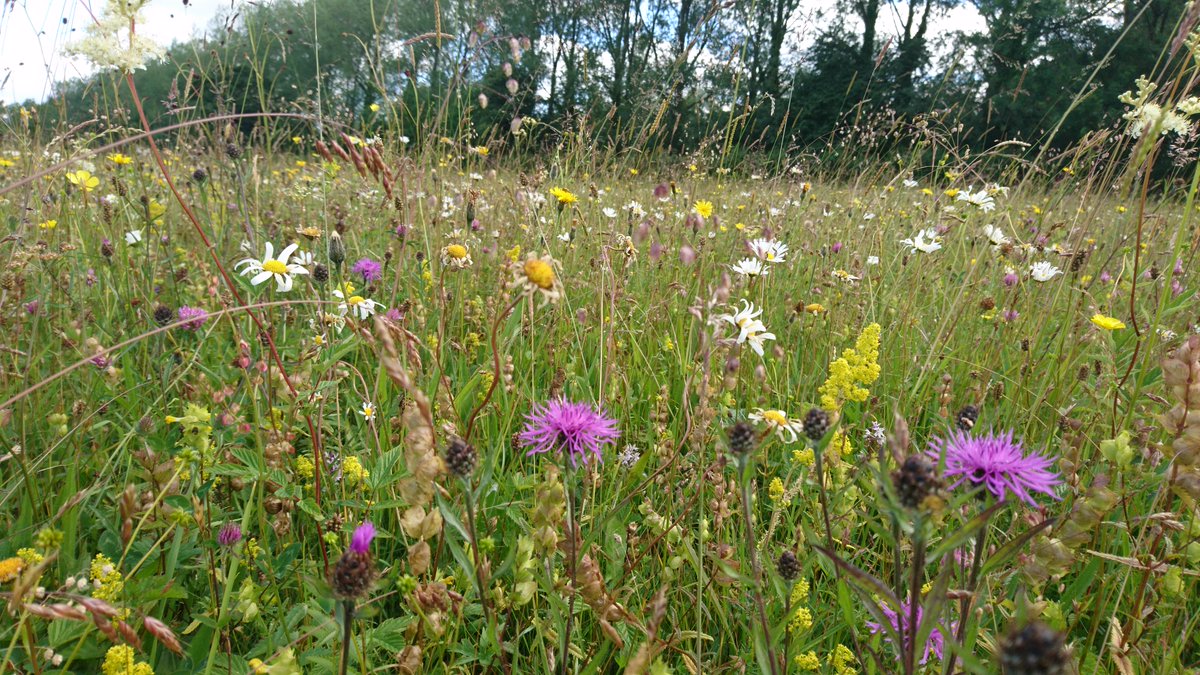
928 430 1061 507
518 398 620 466
350 521 376 554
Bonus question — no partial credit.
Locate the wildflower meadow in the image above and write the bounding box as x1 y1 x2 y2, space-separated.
2 0 1200 673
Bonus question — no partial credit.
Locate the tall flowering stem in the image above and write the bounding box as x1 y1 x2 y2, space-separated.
734 451 781 675
117 66 333 580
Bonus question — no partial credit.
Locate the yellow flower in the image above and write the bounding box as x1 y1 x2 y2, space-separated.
549 187 577 205
693 200 714 218
768 477 788 504
818 323 882 412
507 245 521 262
342 456 369 487
943 188 960 198
370 103 380 112
629 168 638 175
38 219 57 230
90 553 124 601
523 259 554 289
793 652 820 670
18 548 43 566
790 578 810 603
102 645 154 675
788 605 813 633
107 153 132 165
66 170 100 192
291 136 303 144
804 303 825 314
1091 313 1126 331
473 146 489 156
792 448 815 466
830 644 858 674
0 557 25 583
296 455 315 480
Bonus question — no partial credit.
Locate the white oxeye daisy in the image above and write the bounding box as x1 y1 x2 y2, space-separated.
903 178 918 188
832 269 860 282
510 252 564 305
748 238 788 263
901 228 942 253
867 255 880 265
333 287 384 319
1029 261 1063 282
982 224 1010 246
730 258 767 278
235 241 309 292
719 299 776 356
358 401 377 422
748 408 804 444
956 187 996 212
602 207 618 219
125 229 143 245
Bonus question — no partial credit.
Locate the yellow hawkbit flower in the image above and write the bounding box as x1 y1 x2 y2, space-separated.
818 323 882 412
549 187 577 206
693 199 714 219
38 219 57 230
107 153 132 165
1091 313 1126 331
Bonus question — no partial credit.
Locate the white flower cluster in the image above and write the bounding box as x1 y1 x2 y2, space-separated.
65 0 165 74
1118 76 1200 138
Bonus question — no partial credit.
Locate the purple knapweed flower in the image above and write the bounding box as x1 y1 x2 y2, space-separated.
1003 271 1019 287
866 599 946 664
351 257 383 283
350 521 376 554
518 398 620 466
217 522 242 547
928 430 1061 507
177 306 209 331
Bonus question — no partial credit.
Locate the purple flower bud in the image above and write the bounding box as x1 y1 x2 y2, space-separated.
1003 272 1019 287
679 245 696 265
350 521 376 554
831 242 843 253
217 523 242 547
1099 271 1111 283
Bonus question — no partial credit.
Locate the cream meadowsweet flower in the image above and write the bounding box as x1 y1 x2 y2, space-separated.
441 244 473 269
730 258 768 278
748 408 804 444
333 286 384 320
1029 261 1063 282
748 238 789 263
236 242 309 292
510 252 564 305
65 0 166 73
719 299 776 356
901 228 942 253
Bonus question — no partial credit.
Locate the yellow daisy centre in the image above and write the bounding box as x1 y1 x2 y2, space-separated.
347 295 365 306
763 410 788 425
766 252 775 261
524 259 555 289
446 244 468 259
262 259 289 275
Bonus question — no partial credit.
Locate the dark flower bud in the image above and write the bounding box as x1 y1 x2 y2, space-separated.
727 421 756 456
803 408 830 441
1000 621 1071 675
776 550 801 581
444 436 477 478
153 304 174 327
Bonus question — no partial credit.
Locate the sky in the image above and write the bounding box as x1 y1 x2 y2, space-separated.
0 0 986 107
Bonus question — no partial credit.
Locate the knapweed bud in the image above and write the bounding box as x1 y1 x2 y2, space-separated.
891 455 942 509
776 550 801 581
955 405 980 432
727 421 756 456
803 408 830 441
444 436 477 478
999 621 1071 675
217 522 242 547
328 231 346 269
